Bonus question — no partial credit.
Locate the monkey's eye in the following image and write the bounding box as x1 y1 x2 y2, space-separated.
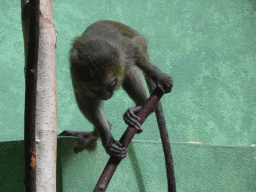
89 87 102 91
88 86 102 93
108 77 117 89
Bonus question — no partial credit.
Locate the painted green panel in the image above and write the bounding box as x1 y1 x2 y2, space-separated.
0 139 255 191
0 141 63 192
59 138 256 192
0 141 24 192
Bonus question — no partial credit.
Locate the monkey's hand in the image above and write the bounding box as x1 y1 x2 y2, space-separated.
153 72 173 93
104 139 128 159
123 106 143 133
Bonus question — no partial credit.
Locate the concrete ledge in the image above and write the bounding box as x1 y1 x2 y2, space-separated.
1 138 255 191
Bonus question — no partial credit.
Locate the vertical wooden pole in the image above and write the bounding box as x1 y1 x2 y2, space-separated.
35 0 57 190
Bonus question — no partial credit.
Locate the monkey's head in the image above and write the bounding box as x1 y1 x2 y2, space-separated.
70 37 125 100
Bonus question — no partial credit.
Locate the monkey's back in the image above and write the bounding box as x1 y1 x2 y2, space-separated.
81 20 147 48
84 20 140 37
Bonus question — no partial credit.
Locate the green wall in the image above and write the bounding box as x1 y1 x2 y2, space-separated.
54 0 256 146
1 0 256 191
1 0 255 145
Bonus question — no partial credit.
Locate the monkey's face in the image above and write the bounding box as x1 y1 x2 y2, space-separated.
87 77 118 100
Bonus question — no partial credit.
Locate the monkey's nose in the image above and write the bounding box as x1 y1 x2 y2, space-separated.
99 92 113 100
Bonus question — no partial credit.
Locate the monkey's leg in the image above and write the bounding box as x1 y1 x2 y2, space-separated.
134 47 173 93
58 96 102 153
58 116 111 153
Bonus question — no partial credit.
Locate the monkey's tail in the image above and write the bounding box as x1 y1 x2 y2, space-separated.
145 75 176 192
155 101 176 192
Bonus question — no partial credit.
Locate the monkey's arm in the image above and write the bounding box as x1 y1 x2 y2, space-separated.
135 51 173 93
94 109 128 159
122 47 172 129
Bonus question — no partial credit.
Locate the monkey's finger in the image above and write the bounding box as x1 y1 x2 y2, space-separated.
59 130 77 136
74 146 83 153
132 106 143 113
126 108 141 121
112 142 127 152
123 113 135 126
114 141 124 148
112 152 127 159
124 116 141 129
110 148 127 155
110 145 128 158
129 108 141 121
124 110 141 127
136 128 143 134
128 120 141 130
123 112 140 128
165 82 173 93
58 130 69 136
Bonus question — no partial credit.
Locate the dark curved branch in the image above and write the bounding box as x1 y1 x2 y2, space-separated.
93 87 165 192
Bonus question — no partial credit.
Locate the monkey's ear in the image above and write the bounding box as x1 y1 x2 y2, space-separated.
71 49 78 58
70 48 79 66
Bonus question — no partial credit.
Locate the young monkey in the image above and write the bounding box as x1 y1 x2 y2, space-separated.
59 20 173 159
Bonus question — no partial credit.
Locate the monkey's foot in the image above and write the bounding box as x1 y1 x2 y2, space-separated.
59 131 98 153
